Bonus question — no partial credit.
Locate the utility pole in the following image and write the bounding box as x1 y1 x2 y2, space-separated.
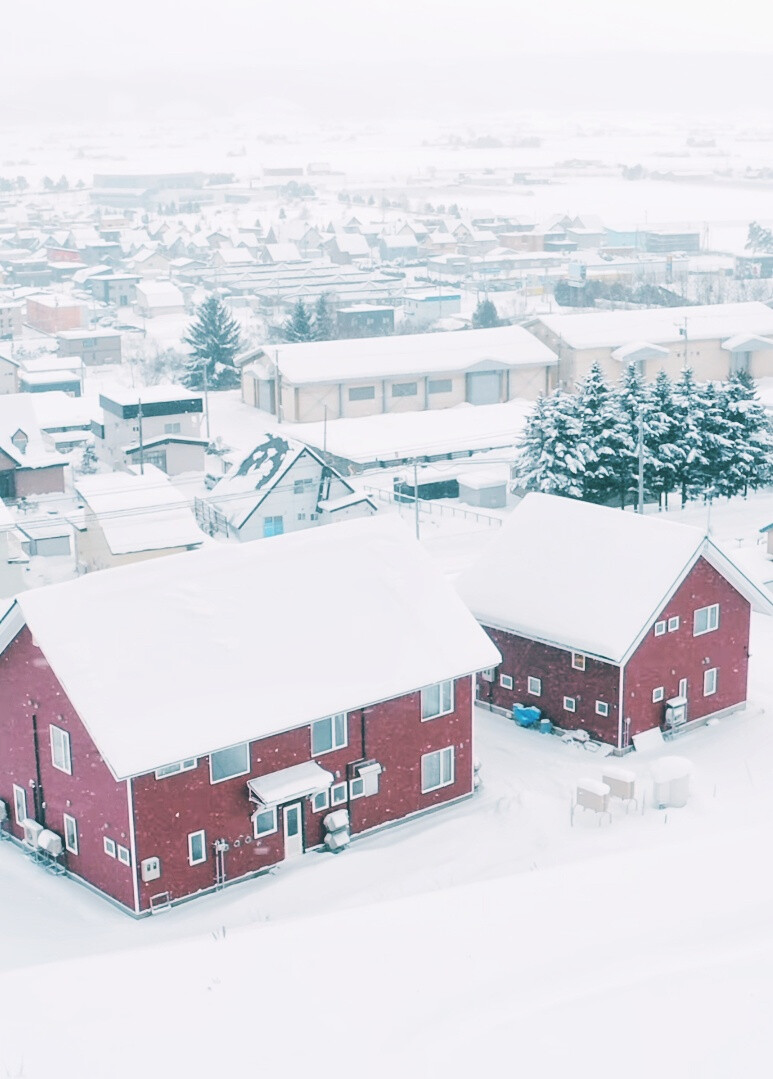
275 348 282 424
637 409 644 514
202 357 211 442
138 397 145 475
413 458 420 539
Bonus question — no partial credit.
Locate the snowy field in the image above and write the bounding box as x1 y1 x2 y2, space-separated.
1 489 773 1076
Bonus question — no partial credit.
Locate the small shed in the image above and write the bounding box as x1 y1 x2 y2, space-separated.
394 464 459 502
458 465 510 509
17 520 72 557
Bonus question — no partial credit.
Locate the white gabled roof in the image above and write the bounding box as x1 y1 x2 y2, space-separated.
456 493 773 665
14 515 500 780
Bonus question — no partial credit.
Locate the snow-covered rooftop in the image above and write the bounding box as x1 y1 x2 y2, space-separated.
537 302 773 350
251 325 557 385
14 515 499 779
456 493 773 664
73 466 205 555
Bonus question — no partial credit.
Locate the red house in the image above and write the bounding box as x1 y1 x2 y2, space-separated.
457 494 773 751
0 516 498 915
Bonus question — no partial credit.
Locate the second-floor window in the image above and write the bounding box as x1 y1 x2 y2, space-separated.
210 743 250 784
421 680 454 720
311 713 347 756
693 604 719 636
50 725 72 774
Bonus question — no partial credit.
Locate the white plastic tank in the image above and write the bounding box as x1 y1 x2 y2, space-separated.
651 756 692 808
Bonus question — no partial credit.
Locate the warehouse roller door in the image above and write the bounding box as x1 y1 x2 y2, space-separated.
465 370 502 405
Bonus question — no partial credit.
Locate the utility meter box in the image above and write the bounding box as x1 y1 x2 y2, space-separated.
141 856 161 882
665 695 688 728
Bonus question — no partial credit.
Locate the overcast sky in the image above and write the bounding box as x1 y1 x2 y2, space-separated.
3 1 772 122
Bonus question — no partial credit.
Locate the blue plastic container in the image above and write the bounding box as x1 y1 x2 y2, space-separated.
538 717 553 735
513 704 542 728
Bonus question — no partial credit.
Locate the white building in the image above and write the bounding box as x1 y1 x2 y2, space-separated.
92 385 209 474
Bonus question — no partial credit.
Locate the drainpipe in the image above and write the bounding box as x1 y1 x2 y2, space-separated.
30 711 45 825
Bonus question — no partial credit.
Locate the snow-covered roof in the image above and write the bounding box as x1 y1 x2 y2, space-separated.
253 326 557 386
208 433 314 528
720 333 773 353
13 515 500 779
73 466 205 556
0 395 68 470
456 493 773 665
537 302 773 350
135 280 184 306
99 383 201 407
611 341 670 364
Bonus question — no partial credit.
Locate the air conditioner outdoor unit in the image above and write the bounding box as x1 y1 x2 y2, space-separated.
37 829 64 858
22 819 44 848
665 695 688 728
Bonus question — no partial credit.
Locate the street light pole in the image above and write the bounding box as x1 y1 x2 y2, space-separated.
202 357 211 442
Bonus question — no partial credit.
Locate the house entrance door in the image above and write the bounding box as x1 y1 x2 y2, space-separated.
283 802 304 859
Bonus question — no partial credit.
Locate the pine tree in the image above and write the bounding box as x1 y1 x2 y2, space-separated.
575 362 623 505
282 300 314 343
182 295 242 390
472 299 500 329
612 363 647 508
645 370 684 509
79 443 98 474
721 370 773 496
512 391 587 499
312 294 335 341
692 380 742 502
672 367 707 507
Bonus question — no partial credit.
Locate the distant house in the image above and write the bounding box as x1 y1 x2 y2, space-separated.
0 498 28 598
0 516 499 915
379 235 419 262
457 494 773 750
240 325 558 422
134 280 186 318
336 305 395 339
89 274 140 306
0 396 68 499
92 385 208 474
57 329 122 366
72 465 206 572
196 433 376 541
0 301 23 340
0 350 20 395
324 233 371 265
402 288 462 327
19 356 84 397
25 295 85 334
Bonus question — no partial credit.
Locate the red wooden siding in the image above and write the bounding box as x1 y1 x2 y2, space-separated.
475 627 621 743
622 556 751 745
0 628 136 910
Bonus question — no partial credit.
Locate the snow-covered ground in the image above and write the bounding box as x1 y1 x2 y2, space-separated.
1 486 773 1076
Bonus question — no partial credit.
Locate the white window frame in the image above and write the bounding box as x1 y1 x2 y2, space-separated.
209 743 250 784
155 758 197 780
595 701 609 717
63 813 78 855
311 790 329 813
253 806 278 838
50 724 72 775
330 782 348 806
421 680 454 721
500 674 513 690
527 676 541 696
480 668 495 682
349 777 365 800
12 784 27 826
563 696 576 713
679 677 688 698
652 686 665 703
187 830 207 866
117 844 131 866
311 713 348 756
693 604 720 636
704 668 718 696
571 652 586 671
667 616 680 632
654 620 667 637
103 837 116 858
421 746 455 793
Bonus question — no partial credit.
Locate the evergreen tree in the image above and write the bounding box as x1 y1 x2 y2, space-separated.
512 391 587 499
720 370 773 496
182 295 242 390
282 300 314 343
79 443 98 475
691 380 742 501
312 294 335 341
612 363 647 509
472 299 500 329
575 362 624 505
672 367 707 507
645 370 684 509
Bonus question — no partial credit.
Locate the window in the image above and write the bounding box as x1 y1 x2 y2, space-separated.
652 687 665 703
117 844 131 866
63 813 78 855
391 382 418 397
209 743 250 784
654 621 666 637
330 782 348 806
595 701 609 717
254 806 277 838
155 758 197 780
348 385 376 401
667 616 680 632
263 515 284 538
527 676 542 696
145 449 167 471
164 422 181 434
428 378 453 394
311 790 329 813
349 778 365 800
571 653 586 671
421 747 455 793
500 674 514 690
563 697 576 713
679 677 688 698
50 725 72 775
188 830 207 865
12 784 27 825
293 477 314 494
421 680 454 720
104 837 116 858
704 668 718 696
694 604 719 636
311 713 348 756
